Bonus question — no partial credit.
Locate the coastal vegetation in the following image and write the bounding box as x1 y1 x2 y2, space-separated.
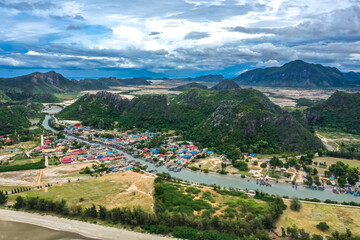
7 173 287 239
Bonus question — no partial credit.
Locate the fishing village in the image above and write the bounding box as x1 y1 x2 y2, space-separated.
26 114 358 199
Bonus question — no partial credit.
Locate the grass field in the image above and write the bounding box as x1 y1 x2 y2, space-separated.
317 129 360 141
54 92 82 101
8 171 155 211
276 201 360 236
313 157 360 174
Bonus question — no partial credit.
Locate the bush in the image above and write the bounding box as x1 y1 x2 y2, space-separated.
0 191 7 205
260 162 267 168
0 159 46 172
290 198 302 211
173 226 198 240
316 222 330 231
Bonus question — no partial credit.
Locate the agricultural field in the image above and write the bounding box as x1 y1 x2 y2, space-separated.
8 171 155 211
275 201 360 237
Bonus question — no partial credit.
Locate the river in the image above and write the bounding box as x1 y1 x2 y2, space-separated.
43 115 360 203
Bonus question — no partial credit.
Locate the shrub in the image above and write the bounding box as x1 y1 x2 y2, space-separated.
260 162 267 168
0 191 7 205
290 198 302 211
316 222 330 231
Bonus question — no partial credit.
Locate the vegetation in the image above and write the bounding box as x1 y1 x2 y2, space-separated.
277 201 360 237
325 161 359 186
58 89 322 156
0 191 7 205
0 159 45 172
169 82 208 91
316 222 330 231
307 91 360 135
235 60 349 88
290 198 302 211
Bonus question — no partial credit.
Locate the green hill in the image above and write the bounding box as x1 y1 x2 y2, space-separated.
307 91 360 134
58 89 322 155
210 79 240 91
0 72 151 102
0 106 33 135
0 71 81 102
234 60 350 88
169 82 208 91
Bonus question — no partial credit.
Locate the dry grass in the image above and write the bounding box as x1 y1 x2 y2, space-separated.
275 201 360 236
9 171 155 211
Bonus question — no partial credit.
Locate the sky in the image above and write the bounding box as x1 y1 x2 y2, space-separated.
0 0 359 78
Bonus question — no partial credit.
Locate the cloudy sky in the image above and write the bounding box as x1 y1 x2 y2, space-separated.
0 0 359 78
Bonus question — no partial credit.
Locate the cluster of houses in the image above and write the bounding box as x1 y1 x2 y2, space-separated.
59 122 215 172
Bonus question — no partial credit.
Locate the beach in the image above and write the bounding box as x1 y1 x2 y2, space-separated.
0 209 173 240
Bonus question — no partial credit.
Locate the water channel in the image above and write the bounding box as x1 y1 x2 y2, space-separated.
43 114 360 203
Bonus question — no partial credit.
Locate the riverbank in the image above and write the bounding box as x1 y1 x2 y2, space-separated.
42 115 360 203
0 209 173 240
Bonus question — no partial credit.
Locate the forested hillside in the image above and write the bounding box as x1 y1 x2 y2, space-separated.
307 91 360 134
58 89 322 155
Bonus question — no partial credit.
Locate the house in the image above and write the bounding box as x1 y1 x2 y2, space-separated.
60 157 72 164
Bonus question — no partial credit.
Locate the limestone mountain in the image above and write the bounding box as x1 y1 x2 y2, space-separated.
169 82 208 91
58 89 323 155
234 60 350 88
210 79 240 91
307 91 360 134
184 74 224 82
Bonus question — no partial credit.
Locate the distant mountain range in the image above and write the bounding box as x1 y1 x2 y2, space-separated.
234 60 359 88
343 71 360 82
0 71 150 102
169 82 208 91
183 74 225 82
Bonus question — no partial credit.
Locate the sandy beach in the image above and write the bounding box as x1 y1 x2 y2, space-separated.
0 209 173 240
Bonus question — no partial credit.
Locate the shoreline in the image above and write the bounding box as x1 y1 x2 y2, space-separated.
0 209 173 240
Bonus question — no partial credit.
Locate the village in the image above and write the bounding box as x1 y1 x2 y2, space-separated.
35 116 359 197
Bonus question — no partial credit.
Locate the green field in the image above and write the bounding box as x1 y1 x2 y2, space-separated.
314 157 360 171
54 92 82 101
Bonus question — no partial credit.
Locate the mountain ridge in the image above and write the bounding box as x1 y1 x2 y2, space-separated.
234 60 351 88
58 89 323 155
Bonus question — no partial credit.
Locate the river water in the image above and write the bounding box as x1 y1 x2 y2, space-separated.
0 220 94 240
43 115 360 203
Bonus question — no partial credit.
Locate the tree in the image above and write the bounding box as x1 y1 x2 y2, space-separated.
13 196 25 209
99 205 107 221
290 198 302 211
0 191 7 205
311 234 323 240
316 222 329 231
260 162 267 168
253 160 258 165
233 161 248 171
